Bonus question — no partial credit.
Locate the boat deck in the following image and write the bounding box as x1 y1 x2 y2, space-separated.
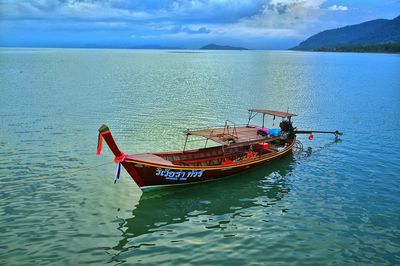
128 153 174 166
187 126 279 146
127 126 286 167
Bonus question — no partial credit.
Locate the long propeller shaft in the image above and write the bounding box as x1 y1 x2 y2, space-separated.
295 130 343 136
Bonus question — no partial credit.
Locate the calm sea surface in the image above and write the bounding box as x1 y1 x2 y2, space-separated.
0 48 399 265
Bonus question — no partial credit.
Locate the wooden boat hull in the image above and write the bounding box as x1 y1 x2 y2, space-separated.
120 140 295 191
98 109 341 192
97 124 295 191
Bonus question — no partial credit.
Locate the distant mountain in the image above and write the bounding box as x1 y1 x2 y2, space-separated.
79 43 183 49
200 43 248 50
292 15 400 52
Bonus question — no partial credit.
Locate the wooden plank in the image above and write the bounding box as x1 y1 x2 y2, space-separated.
129 153 174 165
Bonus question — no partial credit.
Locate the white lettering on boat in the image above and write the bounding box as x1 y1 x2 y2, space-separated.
155 168 204 181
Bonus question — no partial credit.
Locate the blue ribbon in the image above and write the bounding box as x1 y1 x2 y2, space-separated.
114 162 121 184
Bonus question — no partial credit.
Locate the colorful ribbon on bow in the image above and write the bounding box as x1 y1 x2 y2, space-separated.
96 129 110 155
114 153 127 163
114 162 121 184
113 153 127 184
96 129 128 184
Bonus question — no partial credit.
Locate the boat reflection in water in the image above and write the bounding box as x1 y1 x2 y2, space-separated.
109 156 296 259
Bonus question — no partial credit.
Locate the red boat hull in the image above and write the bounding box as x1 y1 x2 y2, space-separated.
97 124 295 191
121 141 295 190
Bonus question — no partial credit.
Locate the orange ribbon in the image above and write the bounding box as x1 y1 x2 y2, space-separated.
114 153 128 163
96 130 110 155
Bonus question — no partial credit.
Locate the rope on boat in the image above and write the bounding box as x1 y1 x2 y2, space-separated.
49 160 125 183
46 161 111 178
292 140 313 157
293 140 304 153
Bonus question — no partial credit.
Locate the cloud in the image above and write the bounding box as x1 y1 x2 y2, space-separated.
0 0 328 25
136 24 212 37
178 26 211 34
0 0 327 49
0 0 265 23
238 0 326 36
267 3 289 15
328 5 348 11
4 0 395 49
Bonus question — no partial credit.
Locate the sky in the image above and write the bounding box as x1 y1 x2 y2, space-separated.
0 0 399 49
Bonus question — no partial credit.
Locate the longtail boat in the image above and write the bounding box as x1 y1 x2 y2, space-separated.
97 109 342 191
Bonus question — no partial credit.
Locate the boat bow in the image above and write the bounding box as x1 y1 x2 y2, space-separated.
97 124 124 158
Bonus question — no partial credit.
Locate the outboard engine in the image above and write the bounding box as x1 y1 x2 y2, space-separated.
279 120 294 133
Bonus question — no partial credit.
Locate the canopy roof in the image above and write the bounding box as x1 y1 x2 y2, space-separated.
248 109 297 118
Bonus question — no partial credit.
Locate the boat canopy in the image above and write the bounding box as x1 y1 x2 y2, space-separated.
183 109 296 149
247 109 297 128
248 109 297 118
186 126 266 145
185 125 282 149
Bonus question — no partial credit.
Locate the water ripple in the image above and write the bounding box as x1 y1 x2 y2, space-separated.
1 49 400 265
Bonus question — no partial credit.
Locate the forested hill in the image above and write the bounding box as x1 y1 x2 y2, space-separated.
292 16 400 52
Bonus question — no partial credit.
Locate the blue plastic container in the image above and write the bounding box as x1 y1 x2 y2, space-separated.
269 128 281 137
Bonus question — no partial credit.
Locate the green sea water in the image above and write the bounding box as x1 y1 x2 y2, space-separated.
0 48 399 265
